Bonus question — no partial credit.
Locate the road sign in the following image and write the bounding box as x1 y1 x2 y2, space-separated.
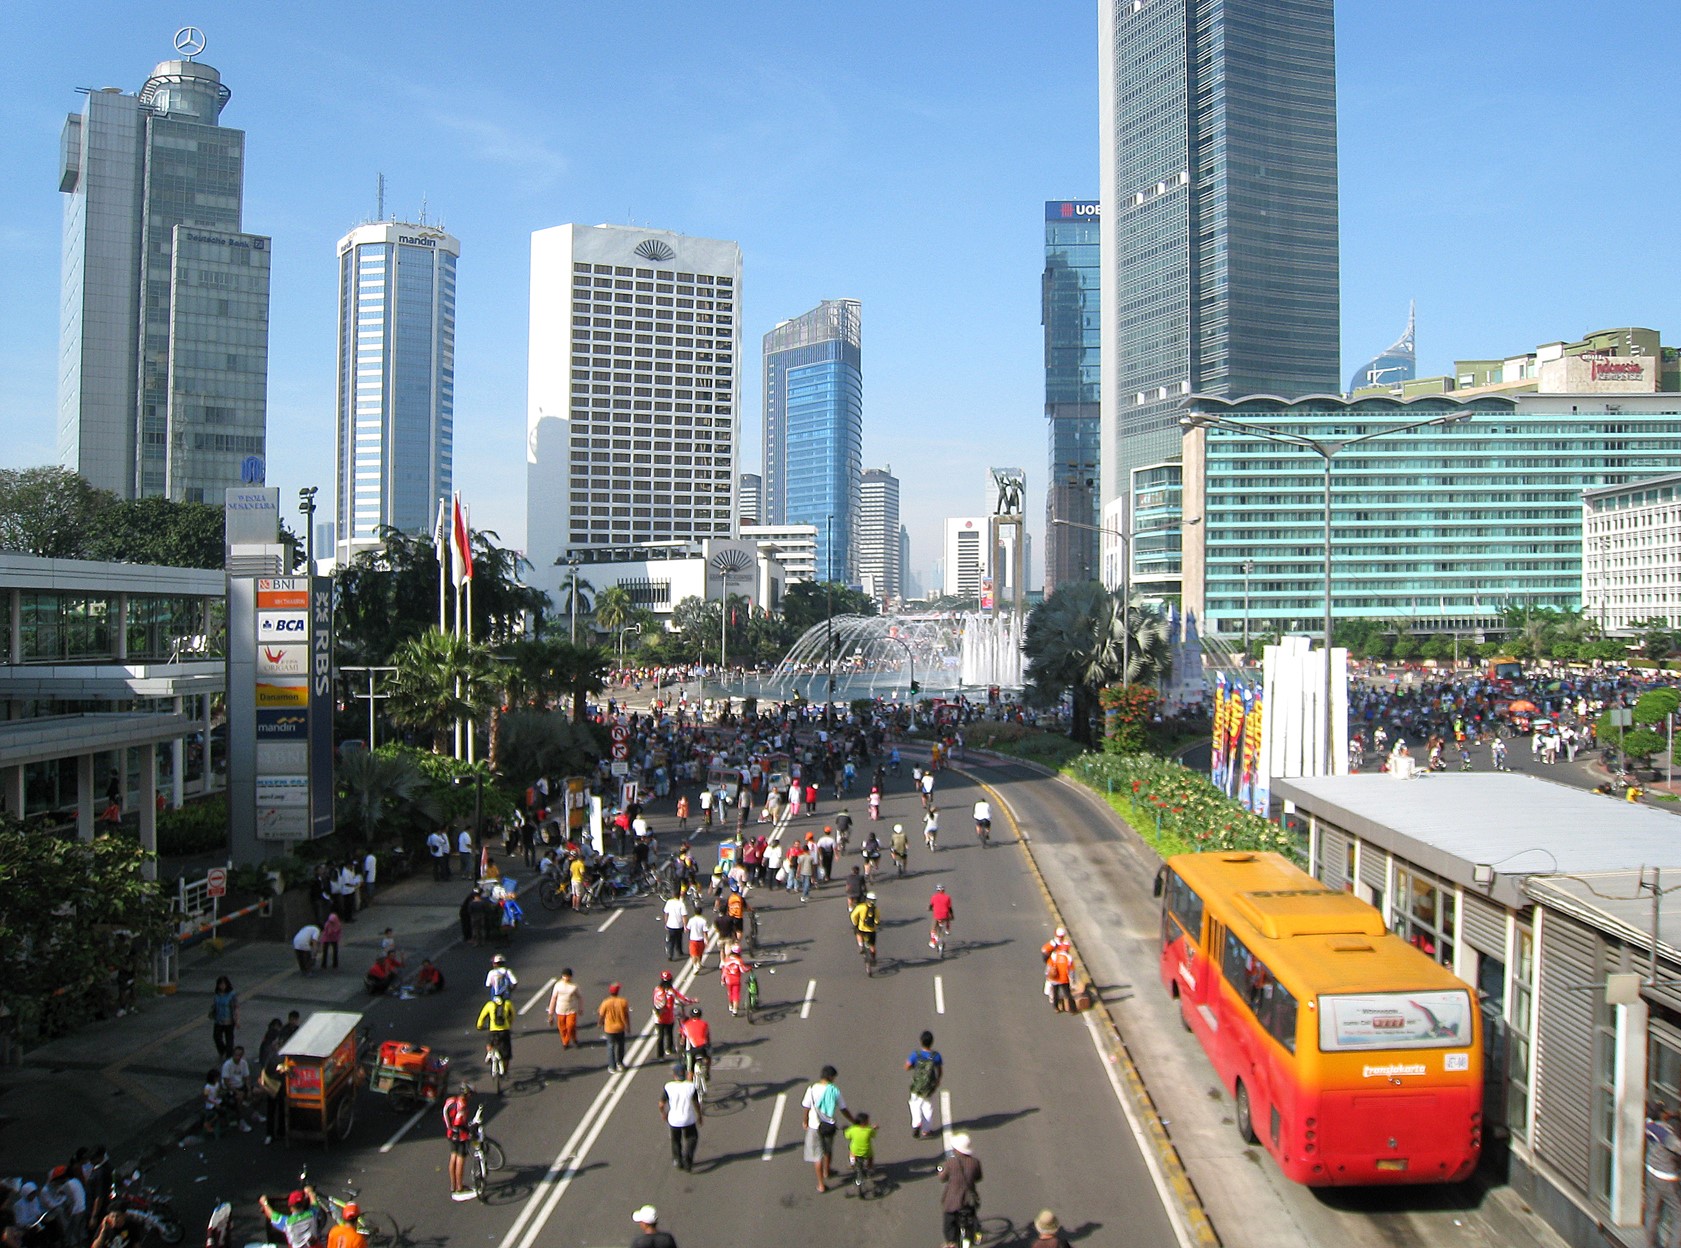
610 761 630 777
610 724 629 743
611 742 629 761
206 867 228 899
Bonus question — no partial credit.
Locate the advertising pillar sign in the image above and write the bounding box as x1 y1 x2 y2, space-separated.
228 575 334 865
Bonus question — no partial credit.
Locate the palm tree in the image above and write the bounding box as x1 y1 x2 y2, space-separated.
594 585 633 634
336 750 441 843
1024 582 1123 747
494 711 603 787
388 629 507 753
1118 598 1172 686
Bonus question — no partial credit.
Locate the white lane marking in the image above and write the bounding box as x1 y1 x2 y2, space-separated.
596 907 624 934
762 1092 787 1160
939 1088 953 1152
519 977 556 1017
801 978 816 1020
1082 1010 1197 1248
499 948 708 1248
377 1104 427 1154
934 974 945 1016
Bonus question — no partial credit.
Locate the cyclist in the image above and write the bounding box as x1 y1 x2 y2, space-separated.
889 822 909 876
485 953 517 1001
719 943 752 1016
652 970 694 1060
833 809 853 853
844 1110 878 1187
443 1082 475 1201
476 994 515 1071
849 891 880 962
679 1004 711 1084
972 798 991 845
843 865 866 909
924 806 939 851
257 1188 318 1248
929 884 954 950
938 1133 983 1248
860 830 883 882
325 1203 365 1248
920 769 936 810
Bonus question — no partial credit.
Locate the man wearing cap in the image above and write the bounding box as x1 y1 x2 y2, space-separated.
938 1133 983 1248
598 983 632 1073
659 1061 703 1171
259 1187 319 1248
326 1202 366 1248
629 1205 677 1248
1031 1210 1072 1248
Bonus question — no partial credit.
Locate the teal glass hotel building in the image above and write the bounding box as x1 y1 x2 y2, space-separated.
1180 393 1681 637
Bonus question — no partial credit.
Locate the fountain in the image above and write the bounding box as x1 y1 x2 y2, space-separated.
758 611 1022 703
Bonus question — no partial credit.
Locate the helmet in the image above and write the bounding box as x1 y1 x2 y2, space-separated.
659 970 674 983
342 1203 359 1220
288 1191 309 1209
935 884 945 892
690 1006 702 1018
491 954 507 966
893 824 903 833
459 1081 475 1095
1055 927 1066 938
864 892 876 901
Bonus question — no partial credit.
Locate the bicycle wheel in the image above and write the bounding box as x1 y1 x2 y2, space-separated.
355 1212 398 1248
538 879 564 912
481 1136 507 1172
471 1149 488 1201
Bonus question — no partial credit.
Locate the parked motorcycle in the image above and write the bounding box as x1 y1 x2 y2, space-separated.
107 1169 185 1246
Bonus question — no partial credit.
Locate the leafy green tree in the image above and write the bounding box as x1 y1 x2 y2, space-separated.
335 749 440 843
1621 727 1666 769
84 497 224 568
594 585 634 633
1634 687 1681 726
0 467 115 558
494 711 604 787
781 581 878 633
388 629 508 752
1024 581 1168 748
0 821 173 1042
1631 617 1677 662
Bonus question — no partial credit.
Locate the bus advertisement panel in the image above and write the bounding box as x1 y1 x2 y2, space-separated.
1319 990 1474 1052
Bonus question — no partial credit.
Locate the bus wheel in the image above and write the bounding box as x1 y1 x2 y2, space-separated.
1234 1081 1258 1145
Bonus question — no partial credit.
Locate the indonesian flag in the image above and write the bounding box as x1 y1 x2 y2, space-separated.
451 493 474 585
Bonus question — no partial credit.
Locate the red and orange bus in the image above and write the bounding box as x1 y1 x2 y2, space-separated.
1155 851 1482 1185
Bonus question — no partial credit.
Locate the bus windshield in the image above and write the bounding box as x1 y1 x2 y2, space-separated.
1318 990 1473 1052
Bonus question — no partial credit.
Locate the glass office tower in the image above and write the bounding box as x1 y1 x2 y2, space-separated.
1181 394 1681 637
1043 201 1102 591
335 221 459 563
762 300 863 584
1098 0 1339 589
58 42 270 500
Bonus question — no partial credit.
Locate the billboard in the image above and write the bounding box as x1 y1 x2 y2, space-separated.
258 644 308 676
255 678 310 708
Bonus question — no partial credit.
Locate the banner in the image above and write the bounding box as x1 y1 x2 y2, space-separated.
1247 684 1269 815
1211 673 1228 789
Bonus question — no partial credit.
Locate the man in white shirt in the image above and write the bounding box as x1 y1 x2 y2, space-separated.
662 892 689 961
660 1063 703 1171
292 925 320 975
458 828 475 878
362 851 378 902
427 829 451 880
684 910 710 971
220 1045 254 1126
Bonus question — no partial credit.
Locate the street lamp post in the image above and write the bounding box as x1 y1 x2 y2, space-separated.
298 487 319 574
1241 558 1255 658
567 554 583 645
1051 517 1134 685
618 623 643 667
825 514 835 727
452 771 485 881
1180 408 1473 774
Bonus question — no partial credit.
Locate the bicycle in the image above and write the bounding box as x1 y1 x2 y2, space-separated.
484 1041 508 1096
299 1170 398 1248
857 933 877 977
536 875 565 912
954 1205 982 1248
851 1154 879 1199
466 1106 506 1202
745 969 760 1021
931 918 950 960
975 819 991 848
683 1041 710 1104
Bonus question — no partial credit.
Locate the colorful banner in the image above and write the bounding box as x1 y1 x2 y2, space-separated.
1247 686 1269 815
1211 673 1229 789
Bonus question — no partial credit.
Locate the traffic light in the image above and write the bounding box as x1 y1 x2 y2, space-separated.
910 680 921 694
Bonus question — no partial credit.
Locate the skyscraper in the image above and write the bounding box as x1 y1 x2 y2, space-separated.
58 32 271 501
334 221 459 564
761 300 863 584
1348 303 1417 394
1043 200 1101 591
1098 0 1339 588
857 467 901 605
737 472 763 527
942 518 988 599
526 224 742 594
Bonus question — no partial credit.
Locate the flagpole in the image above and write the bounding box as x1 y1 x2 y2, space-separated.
435 498 448 633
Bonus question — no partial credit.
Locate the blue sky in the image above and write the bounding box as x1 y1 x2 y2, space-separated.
2 1 1677 591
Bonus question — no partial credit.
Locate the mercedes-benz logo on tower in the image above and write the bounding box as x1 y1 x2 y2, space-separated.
174 26 207 59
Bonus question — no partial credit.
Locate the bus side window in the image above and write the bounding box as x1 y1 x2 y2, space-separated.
1165 872 1205 947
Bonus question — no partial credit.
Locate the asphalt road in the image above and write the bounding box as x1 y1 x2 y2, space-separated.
140 766 1180 1248
972 755 1560 1248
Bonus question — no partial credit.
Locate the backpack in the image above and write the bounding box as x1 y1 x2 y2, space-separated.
910 1054 939 1097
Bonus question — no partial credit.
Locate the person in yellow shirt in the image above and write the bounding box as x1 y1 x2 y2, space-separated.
569 854 588 911
476 996 515 1068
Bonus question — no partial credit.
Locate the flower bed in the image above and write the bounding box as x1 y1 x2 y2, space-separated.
1067 753 1304 863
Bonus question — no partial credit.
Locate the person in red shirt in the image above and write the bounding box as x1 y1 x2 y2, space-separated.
442 1084 474 1199
928 884 955 948
1045 944 1075 1013
719 944 751 1016
678 1006 711 1082
652 971 694 1060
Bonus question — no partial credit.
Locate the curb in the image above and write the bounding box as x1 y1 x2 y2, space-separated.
954 752 1222 1248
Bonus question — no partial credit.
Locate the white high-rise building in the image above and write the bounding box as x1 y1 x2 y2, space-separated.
334 221 459 564
943 517 989 599
738 472 763 527
741 523 819 583
858 467 901 605
527 224 742 601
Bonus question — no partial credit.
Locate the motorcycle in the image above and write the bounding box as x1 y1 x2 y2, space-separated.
105 1170 185 1246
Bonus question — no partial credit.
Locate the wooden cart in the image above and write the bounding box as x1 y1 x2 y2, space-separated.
365 1040 450 1112
280 1010 364 1146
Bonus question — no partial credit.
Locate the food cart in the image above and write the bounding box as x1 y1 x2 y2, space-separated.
365 1040 450 1112
279 1010 364 1145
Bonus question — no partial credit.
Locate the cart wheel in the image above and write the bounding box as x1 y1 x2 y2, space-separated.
389 1084 418 1113
333 1095 357 1141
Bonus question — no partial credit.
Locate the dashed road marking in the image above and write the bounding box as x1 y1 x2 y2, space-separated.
762 1092 788 1160
801 978 816 1019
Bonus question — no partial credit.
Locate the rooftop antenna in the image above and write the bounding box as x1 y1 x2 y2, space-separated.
376 173 385 222
420 194 429 226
